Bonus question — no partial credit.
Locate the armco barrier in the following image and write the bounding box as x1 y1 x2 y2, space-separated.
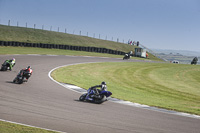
8 41 11 46
0 41 125 55
4 41 7 46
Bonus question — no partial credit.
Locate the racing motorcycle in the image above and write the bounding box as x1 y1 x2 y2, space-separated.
13 70 32 84
1 60 11 71
79 89 112 104
123 53 130 60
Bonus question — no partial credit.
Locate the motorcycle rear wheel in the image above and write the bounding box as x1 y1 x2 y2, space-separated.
94 95 106 104
1 66 7 71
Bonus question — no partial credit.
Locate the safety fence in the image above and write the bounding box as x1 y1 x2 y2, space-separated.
0 41 126 55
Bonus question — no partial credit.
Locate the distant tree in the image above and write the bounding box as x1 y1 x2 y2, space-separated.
191 57 198 65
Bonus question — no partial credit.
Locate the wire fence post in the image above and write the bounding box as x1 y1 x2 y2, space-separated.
8 20 10 26
26 22 27 28
34 24 36 29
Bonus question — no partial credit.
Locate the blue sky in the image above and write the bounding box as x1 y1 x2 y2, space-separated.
0 0 200 52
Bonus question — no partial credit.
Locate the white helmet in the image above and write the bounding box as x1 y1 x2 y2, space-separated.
101 81 107 90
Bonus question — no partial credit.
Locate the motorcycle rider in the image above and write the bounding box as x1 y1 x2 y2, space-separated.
18 66 33 81
86 81 107 101
124 51 132 59
7 58 16 70
129 51 133 55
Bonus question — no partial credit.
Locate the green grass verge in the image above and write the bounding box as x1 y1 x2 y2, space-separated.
0 121 57 133
0 46 162 61
51 62 200 115
0 46 122 58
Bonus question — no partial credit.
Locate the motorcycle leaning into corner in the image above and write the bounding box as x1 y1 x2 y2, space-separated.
123 51 133 60
13 66 33 84
1 59 15 71
123 53 130 60
79 87 112 104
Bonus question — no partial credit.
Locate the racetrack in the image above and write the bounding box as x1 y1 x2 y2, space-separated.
0 55 199 133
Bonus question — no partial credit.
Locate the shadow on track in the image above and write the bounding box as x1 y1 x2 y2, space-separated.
6 81 15 84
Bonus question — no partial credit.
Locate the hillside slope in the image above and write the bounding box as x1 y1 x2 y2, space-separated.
0 25 136 53
0 25 161 61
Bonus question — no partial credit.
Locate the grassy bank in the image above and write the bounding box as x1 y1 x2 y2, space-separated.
0 121 57 133
51 62 200 115
0 46 122 58
0 46 162 61
0 25 162 61
0 25 136 53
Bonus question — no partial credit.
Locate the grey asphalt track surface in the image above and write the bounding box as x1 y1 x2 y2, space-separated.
0 55 199 133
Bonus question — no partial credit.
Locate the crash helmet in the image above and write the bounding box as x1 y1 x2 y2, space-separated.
101 81 107 90
27 66 31 69
101 81 106 85
12 58 15 61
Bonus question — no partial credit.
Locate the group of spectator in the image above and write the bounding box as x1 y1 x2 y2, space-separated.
128 40 140 46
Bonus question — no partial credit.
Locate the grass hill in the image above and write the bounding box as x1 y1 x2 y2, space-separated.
0 24 135 52
0 24 161 61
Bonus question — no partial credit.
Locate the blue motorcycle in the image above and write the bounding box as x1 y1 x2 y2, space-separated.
79 89 112 104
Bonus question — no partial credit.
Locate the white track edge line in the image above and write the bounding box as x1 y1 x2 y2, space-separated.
0 119 66 133
48 62 98 94
48 63 200 120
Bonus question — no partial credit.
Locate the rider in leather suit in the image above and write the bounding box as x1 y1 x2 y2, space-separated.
86 81 107 101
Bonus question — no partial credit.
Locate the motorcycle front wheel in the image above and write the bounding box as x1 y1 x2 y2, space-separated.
79 94 87 101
